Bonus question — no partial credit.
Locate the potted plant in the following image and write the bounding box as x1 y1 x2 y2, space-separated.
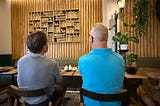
112 28 139 50
126 53 138 74
110 0 148 50
112 32 128 50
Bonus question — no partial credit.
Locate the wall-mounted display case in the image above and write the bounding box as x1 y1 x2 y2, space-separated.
28 9 80 43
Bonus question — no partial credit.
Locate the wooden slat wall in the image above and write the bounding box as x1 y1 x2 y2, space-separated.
120 0 160 58
11 0 102 59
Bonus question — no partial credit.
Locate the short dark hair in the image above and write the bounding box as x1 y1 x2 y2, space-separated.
26 31 47 53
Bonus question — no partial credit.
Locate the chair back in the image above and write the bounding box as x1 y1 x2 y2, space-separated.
8 85 51 106
8 85 48 97
80 88 130 106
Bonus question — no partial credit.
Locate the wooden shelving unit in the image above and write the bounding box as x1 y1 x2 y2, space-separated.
28 9 80 43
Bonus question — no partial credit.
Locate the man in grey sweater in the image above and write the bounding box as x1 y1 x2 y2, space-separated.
17 31 65 105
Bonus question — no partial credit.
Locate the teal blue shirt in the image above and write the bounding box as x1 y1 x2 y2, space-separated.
78 48 125 106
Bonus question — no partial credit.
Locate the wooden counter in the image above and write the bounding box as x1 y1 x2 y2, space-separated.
139 67 160 79
0 66 17 74
124 68 148 79
61 70 82 89
61 70 80 76
0 66 17 87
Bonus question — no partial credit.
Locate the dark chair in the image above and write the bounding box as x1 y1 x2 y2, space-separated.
8 85 63 106
80 88 130 106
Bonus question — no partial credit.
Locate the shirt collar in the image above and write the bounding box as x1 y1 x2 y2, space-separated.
27 52 44 58
90 48 113 54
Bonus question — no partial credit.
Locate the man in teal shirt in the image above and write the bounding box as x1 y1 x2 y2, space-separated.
78 23 125 106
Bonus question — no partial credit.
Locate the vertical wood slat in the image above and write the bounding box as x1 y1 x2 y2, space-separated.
11 0 102 60
11 0 160 59
153 0 158 57
120 0 160 58
149 0 153 57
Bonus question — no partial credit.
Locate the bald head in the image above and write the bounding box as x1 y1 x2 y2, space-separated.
90 23 108 42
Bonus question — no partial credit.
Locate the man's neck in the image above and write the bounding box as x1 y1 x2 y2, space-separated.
92 42 107 48
34 51 45 56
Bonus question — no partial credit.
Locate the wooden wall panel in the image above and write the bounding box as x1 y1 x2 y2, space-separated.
11 0 102 60
120 0 160 58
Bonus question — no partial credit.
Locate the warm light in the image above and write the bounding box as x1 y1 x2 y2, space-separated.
117 0 125 9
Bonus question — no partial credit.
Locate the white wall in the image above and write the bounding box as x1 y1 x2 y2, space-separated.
0 0 11 54
102 0 119 51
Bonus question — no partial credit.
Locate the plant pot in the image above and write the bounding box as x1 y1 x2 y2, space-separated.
120 44 128 50
126 67 137 74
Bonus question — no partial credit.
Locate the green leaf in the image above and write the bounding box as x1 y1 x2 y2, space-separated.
112 32 129 44
124 31 132 35
128 37 139 43
121 37 128 44
112 35 121 42
124 22 136 27
127 53 138 65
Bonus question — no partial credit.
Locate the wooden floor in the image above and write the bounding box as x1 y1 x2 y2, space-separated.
64 90 80 106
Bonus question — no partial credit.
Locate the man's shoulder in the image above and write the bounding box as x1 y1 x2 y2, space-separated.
79 53 91 60
46 58 57 65
114 52 124 60
18 55 29 62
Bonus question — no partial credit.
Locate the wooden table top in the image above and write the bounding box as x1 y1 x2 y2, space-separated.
61 68 149 78
1 67 158 79
125 72 147 79
139 67 160 79
0 67 81 76
125 67 160 79
0 66 17 75
60 69 80 76
125 68 148 79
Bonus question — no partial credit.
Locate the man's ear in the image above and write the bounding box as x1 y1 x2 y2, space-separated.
89 35 94 44
43 44 48 52
91 36 94 43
